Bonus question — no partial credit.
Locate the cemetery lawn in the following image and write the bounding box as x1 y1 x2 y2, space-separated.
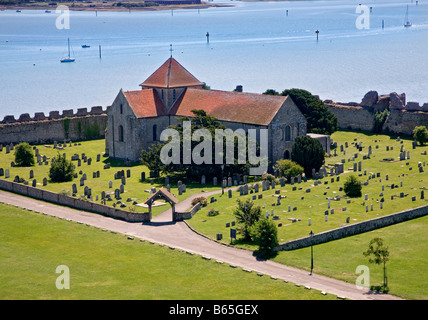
0 203 335 300
0 139 219 218
188 130 428 246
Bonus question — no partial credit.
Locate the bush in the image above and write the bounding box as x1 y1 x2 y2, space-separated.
413 126 428 146
14 143 35 167
274 159 304 180
251 218 278 259
49 153 74 182
373 109 389 133
344 175 362 197
191 196 207 207
261 173 275 182
207 209 219 216
291 136 325 177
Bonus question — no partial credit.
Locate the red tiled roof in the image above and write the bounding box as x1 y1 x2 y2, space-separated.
139 58 204 89
123 89 168 118
169 88 287 126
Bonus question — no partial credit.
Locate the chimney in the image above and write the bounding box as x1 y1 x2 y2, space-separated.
235 85 243 93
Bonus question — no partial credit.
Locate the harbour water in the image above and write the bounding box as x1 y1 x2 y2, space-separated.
0 0 427 118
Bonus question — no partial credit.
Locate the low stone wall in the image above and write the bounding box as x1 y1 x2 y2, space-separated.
0 179 150 223
275 204 428 251
174 203 201 221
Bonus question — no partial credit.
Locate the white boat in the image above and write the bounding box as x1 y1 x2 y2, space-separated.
404 5 412 28
60 38 75 63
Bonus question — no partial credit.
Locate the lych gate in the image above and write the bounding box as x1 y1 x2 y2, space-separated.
144 187 179 222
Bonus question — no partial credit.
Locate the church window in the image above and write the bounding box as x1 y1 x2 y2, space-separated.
118 125 124 142
120 104 123 114
161 90 164 100
153 124 157 141
173 89 176 100
285 125 291 141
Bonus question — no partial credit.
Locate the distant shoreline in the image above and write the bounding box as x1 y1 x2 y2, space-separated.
0 2 232 13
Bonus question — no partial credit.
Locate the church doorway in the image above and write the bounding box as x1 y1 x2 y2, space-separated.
283 150 290 159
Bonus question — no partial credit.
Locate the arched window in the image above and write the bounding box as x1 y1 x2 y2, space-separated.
285 125 291 141
284 150 290 159
153 124 157 141
161 90 164 100
118 125 124 142
120 104 123 114
173 89 176 100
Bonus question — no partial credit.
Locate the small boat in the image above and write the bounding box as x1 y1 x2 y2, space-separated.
45 10 51 13
404 5 412 27
60 38 75 63
16 10 21 12
81 45 91 48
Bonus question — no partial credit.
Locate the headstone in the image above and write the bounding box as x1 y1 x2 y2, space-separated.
97 154 101 162
126 169 131 178
80 177 84 186
254 183 259 193
0 168 4 176
213 177 217 186
120 184 124 194
5 169 10 178
421 190 424 200
29 170 34 179
43 177 47 186
308 218 311 226
72 183 77 194
108 180 113 188
201 175 206 185
32 179 37 187
228 189 232 198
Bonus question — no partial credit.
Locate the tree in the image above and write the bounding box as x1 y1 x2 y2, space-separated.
141 142 167 177
291 136 325 177
262 89 279 96
49 153 74 182
413 125 428 146
363 238 390 291
265 88 338 135
251 218 278 259
233 198 262 241
274 159 304 180
344 174 362 197
14 142 35 167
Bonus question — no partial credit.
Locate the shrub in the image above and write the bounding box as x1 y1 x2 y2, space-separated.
344 175 362 197
413 126 428 146
49 153 74 182
274 159 304 180
207 209 219 216
250 218 278 259
291 136 325 177
373 109 389 133
191 196 207 207
14 143 35 167
261 173 275 182
233 198 261 241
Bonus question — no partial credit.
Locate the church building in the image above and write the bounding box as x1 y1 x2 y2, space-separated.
105 57 307 169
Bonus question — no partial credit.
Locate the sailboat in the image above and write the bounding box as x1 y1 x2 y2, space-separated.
404 5 412 28
60 38 75 63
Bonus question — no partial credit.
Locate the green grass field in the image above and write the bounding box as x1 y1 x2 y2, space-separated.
0 203 335 300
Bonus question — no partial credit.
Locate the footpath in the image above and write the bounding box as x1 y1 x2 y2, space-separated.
0 189 403 300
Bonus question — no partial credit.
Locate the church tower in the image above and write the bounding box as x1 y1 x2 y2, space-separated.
139 57 204 111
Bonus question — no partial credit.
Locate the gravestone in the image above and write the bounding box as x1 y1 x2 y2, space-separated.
228 189 232 198
213 177 217 186
80 177 85 187
29 170 34 179
43 177 47 186
32 179 37 187
201 175 206 185
141 172 145 182
72 183 77 194
97 154 101 162
5 169 10 178
0 168 3 176
126 169 131 178
109 180 113 188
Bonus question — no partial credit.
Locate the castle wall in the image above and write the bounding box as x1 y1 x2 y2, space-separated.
0 106 107 145
325 91 428 136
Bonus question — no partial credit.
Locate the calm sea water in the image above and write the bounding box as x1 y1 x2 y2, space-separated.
0 0 427 118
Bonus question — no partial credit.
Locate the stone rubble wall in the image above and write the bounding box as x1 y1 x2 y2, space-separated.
0 178 150 222
275 204 428 251
325 91 428 136
0 106 109 145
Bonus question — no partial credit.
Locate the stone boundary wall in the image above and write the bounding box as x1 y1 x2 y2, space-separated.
0 108 108 145
0 178 150 223
324 91 428 136
174 203 201 221
275 204 428 251
1 106 108 124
